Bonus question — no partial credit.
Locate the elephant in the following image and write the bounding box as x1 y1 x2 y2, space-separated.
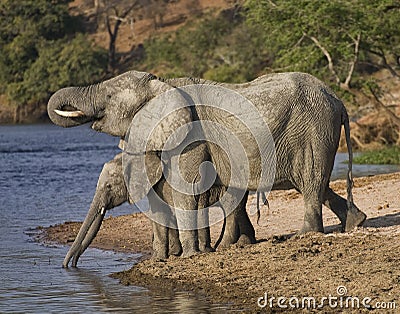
48 70 367 259
62 150 255 267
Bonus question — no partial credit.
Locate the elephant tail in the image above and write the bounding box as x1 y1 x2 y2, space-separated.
256 192 269 225
342 109 354 208
214 208 226 249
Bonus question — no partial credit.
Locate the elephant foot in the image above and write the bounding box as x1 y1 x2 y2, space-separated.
199 245 215 253
168 228 182 256
217 238 236 250
151 251 168 261
179 230 199 258
344 208 366 232
293 231 322 240
181 249 200 258
298 223 324 235
217 229 239 249
169 245 182 256
236 234 256 246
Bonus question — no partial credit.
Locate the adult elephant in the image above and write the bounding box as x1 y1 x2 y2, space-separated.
48 70 367 259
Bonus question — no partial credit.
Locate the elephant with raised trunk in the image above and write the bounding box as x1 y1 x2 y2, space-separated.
48 70 367 260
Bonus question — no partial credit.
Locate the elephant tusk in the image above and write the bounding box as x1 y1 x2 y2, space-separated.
54 109 85 118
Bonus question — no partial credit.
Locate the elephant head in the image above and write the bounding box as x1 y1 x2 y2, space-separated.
48 70 175 137
48 70 196 205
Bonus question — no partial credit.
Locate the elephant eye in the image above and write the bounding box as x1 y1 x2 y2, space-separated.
107 94 112 99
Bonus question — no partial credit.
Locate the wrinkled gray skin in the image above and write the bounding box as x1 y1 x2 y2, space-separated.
48 71 367 263
63 152 254 267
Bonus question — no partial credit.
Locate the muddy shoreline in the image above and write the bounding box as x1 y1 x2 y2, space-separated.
37 172 400 312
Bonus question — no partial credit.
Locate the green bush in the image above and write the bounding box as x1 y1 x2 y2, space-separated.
13 35 107 104
0 0 107 107
353 146 400 165
141 10 268 81
203 65 247 83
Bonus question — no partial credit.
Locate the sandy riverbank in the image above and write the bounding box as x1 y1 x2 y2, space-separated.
38 172 400 312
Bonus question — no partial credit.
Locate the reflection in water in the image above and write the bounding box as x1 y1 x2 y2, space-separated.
65 266 228 313
67 268 144 311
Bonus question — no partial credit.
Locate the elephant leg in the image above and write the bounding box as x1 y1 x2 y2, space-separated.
178 230 199 257
197 208 215 252
217 189 249 248
216 191 255 247
167 184 199 257
151 221 169 260
197 193 214 252
168 144 210 257
148 188 172 260
198 227 213 252
323 187 366 232
171 189 199 257
236 191 256 245
175 208 199 257
218 211 239 248
299 190 324 233
168 226 182 256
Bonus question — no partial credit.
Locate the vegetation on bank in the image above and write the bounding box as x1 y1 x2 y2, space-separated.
142 1 400 102
140 0 400 157
142 10 265 83
0 0 107 112
2 1 400 108
353 146 400 165
0 0 399 157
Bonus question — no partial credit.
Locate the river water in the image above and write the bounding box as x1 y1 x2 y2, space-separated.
0 124 398 313
0 124 228 313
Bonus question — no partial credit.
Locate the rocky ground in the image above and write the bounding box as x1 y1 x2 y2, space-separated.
37 172 400 312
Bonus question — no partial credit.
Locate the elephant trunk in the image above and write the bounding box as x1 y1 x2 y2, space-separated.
62 194 107 268
47 85 101 128
63 154 127 268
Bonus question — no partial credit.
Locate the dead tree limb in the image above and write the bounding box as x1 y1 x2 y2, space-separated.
369 86 400 128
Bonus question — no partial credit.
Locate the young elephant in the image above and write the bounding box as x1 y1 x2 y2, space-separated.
62 152 255 267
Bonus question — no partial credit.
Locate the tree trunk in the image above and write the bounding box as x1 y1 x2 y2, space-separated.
13 105 21 123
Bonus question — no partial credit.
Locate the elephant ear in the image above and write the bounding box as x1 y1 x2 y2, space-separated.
127 83 193 153
123 152 164 204
122 85 193 203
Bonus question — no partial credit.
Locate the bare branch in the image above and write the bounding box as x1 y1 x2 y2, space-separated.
383 5 400 12
344 33 361 88
365 48 400 78
105 13 112 37
379 51 400 78
369 86 400 128
305 33 341 86
102 0 139 72
293 33 306 48
108 15 128 22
